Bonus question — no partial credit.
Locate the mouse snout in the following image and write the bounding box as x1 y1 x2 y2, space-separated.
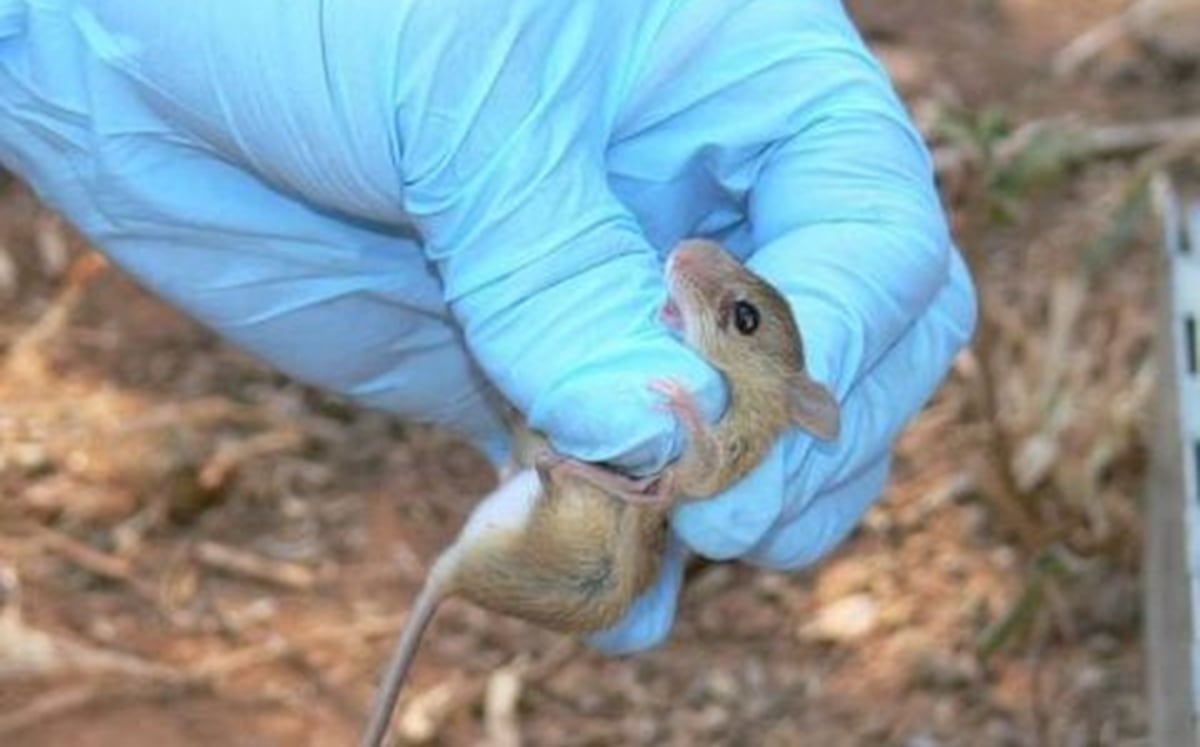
670 249 695 274
666 243 706 280
667 242 723 290
664 248 680 279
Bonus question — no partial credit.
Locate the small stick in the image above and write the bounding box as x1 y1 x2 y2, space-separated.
197 428 306 491
193 541 318 591
29 526 173 617
1049 0 1196 78
4 251 106 380
483 657 529 747
0 684 106 736
0 611 424 739
1051 12 1131 77
934 115 1200 179
36 527 141 588
1058 117 1200 161
0 611 180 682
190 636 292 678
0 675 295 739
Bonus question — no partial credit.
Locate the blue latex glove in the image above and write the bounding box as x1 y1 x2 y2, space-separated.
0 0 976 652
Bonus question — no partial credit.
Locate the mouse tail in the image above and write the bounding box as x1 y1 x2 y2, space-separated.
359 551 457 747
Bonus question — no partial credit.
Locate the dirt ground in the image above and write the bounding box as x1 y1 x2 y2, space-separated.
2 1 1197 745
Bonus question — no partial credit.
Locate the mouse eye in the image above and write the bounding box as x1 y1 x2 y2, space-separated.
733 300 760 335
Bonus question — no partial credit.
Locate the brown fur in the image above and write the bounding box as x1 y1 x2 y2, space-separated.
452 473 668 633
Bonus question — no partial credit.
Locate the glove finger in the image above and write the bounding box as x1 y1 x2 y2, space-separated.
671 440 786 561
722 0 952 399
744 454 890 570
586 532 688 655
747 119 951 405
742 253 975 569
779 248 976 504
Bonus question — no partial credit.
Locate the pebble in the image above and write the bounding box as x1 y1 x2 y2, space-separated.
797 593 880 643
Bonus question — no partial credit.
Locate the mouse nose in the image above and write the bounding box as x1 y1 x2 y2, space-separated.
669 245 700 274
667 239 724 283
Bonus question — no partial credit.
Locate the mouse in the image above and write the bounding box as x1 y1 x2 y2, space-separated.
359 239 840 747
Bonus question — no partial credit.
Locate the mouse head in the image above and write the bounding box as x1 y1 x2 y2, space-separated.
660 239 840 441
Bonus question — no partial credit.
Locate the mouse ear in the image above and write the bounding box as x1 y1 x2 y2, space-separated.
789 373 840 441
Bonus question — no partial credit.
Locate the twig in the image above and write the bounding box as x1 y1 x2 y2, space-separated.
193 540 319 591
36 527 134 580
0 684 107 736
3 251 106 381
934 116 1200 180
0 616 365 739
1027 615 1053 747
117 397 256 434
0 612 181 683
1051 0 1200 77
1122 126 1200 193
190 635 293 678
34 209 71 277
394 675 470 744
1051 11 1131 77
25 525 201 627
484 657 529 747
34 526 156 599
958 348 1044 551
0 675 295 739
197 428 307 491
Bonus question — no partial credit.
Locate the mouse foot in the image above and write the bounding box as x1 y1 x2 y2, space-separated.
536 455 675 507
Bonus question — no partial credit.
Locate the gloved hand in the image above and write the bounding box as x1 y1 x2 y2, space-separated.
0 0 976 653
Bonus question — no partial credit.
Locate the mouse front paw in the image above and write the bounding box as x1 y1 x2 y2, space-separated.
648 377 707 437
